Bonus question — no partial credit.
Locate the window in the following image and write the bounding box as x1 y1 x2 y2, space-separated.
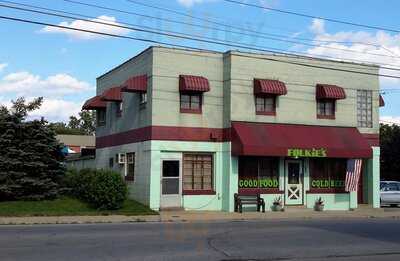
238 157 279 193
183 154 214 194
255 95 276 115
139 93 147 105
309 158 347 192
180 93 202 113
116 101 123 117
125 152 135 181
96 109 106 127
357 90 373 128
317 99 335 119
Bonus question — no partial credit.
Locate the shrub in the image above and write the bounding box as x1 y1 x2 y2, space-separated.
65 168 127 210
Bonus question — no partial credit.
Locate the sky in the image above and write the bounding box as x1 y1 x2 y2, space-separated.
0 0 399 123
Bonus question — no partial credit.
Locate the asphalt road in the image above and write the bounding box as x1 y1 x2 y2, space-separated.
1 218 400 261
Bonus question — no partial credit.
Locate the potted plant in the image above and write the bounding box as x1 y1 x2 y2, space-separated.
314 197 325 211
272 196 284 212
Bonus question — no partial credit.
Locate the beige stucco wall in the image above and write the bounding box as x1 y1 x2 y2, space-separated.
228 51 380 134
151 47 225 128
95 48 153 138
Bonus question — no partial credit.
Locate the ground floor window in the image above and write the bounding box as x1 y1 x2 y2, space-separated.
238 157 279 193
183 154 214 194
309 158 347 192
125 152 135 181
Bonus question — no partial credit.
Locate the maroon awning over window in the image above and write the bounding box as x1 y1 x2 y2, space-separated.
231 122 372 158
101 86 123 102
179 75 210 92
254 79 287 95
316 84 346 99
121 75 147 93
82 95 107 110
379 94 385 107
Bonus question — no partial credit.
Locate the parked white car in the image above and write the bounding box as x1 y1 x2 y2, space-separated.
380 181 400 207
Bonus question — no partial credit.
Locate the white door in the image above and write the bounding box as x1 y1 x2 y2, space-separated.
160 160 182 209
285 160 304 205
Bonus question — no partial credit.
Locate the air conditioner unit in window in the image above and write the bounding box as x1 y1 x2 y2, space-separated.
117 153 126 164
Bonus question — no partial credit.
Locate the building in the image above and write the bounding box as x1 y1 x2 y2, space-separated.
57 134 95 154
82 46 382 211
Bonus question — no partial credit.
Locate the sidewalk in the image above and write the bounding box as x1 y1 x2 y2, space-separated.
1 207 399 225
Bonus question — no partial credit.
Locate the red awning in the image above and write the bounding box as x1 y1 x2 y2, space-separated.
254 79 287 95
82 95 107 110
121 75 147 93
316 84 346 99
379 94 385 107
179 75 210 92
101 86 123 102
231 122 372 158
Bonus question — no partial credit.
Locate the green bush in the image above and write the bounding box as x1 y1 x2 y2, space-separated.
65 168 127 210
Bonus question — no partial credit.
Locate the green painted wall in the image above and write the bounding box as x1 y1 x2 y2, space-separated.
149 140 230 211
306 194 351 210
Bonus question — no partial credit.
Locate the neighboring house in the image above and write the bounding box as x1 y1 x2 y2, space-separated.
83 46 382 211
56 134 95 153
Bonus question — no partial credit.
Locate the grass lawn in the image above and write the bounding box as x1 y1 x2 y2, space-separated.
0 197 158 217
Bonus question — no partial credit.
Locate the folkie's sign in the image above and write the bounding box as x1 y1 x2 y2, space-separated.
287 148 327 158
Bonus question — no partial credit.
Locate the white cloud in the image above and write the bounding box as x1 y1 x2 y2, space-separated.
306 22 400 88
309 19 325 35
177 0 218 7
29 98 82 122
0 63 7 72
380 116 400 125
0 71 93 97
40 15 130 40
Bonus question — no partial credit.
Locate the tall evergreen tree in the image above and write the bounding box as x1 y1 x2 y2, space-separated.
0 97 65 201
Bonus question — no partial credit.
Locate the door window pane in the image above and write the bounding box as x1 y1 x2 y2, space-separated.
163 161 179 177
288 163 300 184
162 179 179 194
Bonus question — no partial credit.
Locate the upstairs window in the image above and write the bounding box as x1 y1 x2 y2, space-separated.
255 95 276 115
140 93 147 105
357 90 373 128
116 101 123 117
180 93 202 113
96 109 106 127
317 99 335 119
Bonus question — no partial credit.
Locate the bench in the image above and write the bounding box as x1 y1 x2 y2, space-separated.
234 193 265 213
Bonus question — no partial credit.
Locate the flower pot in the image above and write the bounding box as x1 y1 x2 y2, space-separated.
314 204 324 211
272 204 283 212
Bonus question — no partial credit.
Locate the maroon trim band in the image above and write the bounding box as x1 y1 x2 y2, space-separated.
96 126 231 148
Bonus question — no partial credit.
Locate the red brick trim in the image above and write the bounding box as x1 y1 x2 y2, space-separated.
306 189 348 194
182 190 216 195
238 188 283 195
96 126 231 148
317 115 335 120
256 111 276 116
180 108 202 114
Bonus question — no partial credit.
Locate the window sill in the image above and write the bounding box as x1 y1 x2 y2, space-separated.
317 115 335 120
256 111 276 116
238 188 283 194
180 108 202 114
182 190 215 195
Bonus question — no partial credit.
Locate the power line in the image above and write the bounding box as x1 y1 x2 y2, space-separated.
64 0 400 60
222 0 400 33
4 1 400 73
1 14 400 80
124 0 399 59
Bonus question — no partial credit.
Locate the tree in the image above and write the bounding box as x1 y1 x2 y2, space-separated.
50 110 96 135
0 97 65 201
380 123 400 181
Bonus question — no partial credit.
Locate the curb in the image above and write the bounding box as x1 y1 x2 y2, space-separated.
1 212 400 225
